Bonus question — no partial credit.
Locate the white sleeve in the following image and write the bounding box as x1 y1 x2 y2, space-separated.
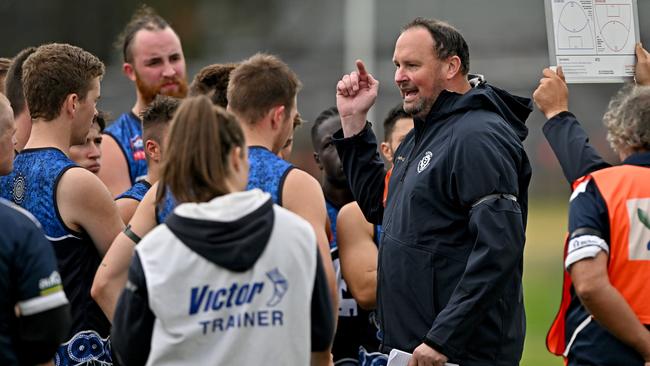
565 234 609 270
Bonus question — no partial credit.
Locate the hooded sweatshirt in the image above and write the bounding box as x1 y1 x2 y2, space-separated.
334 82 532 366
111 189 333 366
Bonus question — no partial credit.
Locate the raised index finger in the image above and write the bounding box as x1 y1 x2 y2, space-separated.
356 59 368 77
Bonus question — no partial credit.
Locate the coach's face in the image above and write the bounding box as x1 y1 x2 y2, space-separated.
393 27 446 120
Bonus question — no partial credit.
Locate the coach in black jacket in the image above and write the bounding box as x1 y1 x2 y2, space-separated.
333 18 532 366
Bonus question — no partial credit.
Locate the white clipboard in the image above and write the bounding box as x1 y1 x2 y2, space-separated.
387 349 459 366
544 0 640 83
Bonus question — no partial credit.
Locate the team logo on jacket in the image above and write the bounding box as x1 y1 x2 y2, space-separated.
12 174 26 204
417 151 433 173
627 199 650 259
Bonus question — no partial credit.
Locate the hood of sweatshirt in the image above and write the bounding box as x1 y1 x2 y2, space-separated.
164 189 274 272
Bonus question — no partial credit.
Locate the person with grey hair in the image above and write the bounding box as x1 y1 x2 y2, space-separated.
552 85 650 366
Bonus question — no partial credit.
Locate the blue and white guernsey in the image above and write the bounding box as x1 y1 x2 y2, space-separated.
0 148 112 366
104 112 147 184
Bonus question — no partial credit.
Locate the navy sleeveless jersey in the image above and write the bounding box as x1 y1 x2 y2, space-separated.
104 112 147 184
328 200 383 365
246 146 293 205
0 148 112 364
116 180 152 202
156 146 294 224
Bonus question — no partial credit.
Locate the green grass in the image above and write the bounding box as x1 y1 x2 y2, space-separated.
520 199 568 366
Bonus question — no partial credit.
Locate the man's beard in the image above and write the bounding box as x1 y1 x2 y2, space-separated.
404 95 435 120
135 73 189 105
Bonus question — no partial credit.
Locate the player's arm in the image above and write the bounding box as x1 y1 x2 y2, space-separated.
571 252 650 361
115 198 140 225
97 134 132 197
337 201 377 310
57 167 124 256
92 183 158 321
12 213 71 365
111 252 155 366
283 169 338 314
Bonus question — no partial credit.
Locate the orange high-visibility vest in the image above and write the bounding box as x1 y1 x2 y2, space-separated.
547 165 650 358
383 167 392 207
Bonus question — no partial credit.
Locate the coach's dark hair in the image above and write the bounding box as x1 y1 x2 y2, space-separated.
4 47 36 117
402 17 470 75
141 95 180 144
189 63 239 108
157 96 246 205
117 4 170 63
311 106 339 147
383 104 411 142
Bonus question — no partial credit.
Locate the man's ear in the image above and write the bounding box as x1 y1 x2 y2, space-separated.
123 62 136 82
270 105 286 130
313 151 323 169
380 141 393 163
446 55 462 80
62 93 79 118
145 139 161 162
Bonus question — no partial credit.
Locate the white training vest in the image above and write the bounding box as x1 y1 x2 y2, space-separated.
136 191 317 365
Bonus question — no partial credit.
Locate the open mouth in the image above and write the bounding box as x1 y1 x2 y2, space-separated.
402 89 418 102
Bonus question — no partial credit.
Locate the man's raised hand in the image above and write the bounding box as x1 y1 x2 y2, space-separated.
336 60 379 137
532 66 569 120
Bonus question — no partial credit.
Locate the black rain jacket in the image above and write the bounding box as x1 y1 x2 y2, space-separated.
334 82 532 366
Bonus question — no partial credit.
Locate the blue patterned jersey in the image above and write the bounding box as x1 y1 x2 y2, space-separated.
246 146 294 205
0 148 111 364
116 180 152 202
156 188 176 225
104 112 147 184
156 146 294 224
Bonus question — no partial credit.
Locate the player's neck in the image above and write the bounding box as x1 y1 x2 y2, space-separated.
242 126 276 154
23 118 73 155
145 163 160 185
132 96 148 118
322 179 354 208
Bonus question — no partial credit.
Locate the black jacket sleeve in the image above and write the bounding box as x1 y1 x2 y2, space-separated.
111 252 155 366
311 249 334 352
16 305 71 365
333 123 387 224
425 120 526 357
542 111 610 184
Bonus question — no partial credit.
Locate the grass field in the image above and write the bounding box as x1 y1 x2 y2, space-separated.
520 199 568 366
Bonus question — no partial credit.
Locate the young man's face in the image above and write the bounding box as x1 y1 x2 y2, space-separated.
393 27 447 119
313 115 346 186
70 121 102 174
0 100 16 175
72 77 101 146
130 27 188 104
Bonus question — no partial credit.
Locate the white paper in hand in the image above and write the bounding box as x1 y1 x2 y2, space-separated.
387 349 460 366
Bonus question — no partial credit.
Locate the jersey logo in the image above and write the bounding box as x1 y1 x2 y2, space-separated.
130 135 146 161
266 268 289 307
12 174 26 205
417 151 433 173
638 208 650 250
627 199 650 260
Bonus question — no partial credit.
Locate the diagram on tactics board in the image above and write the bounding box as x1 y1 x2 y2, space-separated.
546 0 639 83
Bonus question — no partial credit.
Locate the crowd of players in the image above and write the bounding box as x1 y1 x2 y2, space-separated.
1 4 650 366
